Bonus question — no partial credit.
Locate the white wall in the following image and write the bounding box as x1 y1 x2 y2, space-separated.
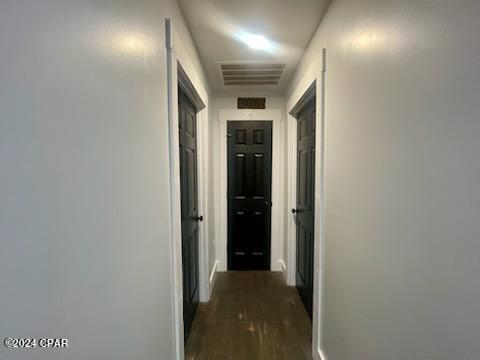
286 0 480 359
0 1 210 360
212 96 287 273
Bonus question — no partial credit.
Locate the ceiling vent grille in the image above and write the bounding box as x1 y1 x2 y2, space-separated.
219 62 286 86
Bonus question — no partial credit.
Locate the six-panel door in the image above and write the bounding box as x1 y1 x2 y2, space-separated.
295 98 316 319
227 121 273 270
178 88 200 341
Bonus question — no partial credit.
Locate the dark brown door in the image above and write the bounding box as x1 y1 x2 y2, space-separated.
228 121 272 270
178 88 201 341
294 97 316 318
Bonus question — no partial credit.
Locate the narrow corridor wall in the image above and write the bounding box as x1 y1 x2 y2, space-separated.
0 1 210 360
286 0 480 359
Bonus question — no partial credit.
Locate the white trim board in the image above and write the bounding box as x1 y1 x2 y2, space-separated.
316 349 328 360
209 260 219 296
286 49 327 360
215 109 284 272
279 259 288 283
166 19 212 360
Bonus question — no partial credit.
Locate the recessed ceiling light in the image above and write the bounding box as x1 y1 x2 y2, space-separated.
242 33 272 51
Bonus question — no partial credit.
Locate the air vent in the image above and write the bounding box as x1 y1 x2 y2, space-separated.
238 97 266 109
219 62 285 86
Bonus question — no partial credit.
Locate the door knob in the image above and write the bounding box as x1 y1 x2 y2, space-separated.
292 208 299 214
194 215 203 222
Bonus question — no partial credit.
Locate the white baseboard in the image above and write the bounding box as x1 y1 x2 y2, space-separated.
315 348 328 360
210 260 220 287
278 259 287 282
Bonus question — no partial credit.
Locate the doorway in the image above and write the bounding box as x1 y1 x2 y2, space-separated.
292 91 316 318
227 121 273 270
178 87 202 341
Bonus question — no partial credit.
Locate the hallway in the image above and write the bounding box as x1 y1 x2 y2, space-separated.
185 272 313 360
2 0 480 359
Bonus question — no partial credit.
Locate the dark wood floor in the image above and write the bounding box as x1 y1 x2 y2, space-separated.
185 271 313 360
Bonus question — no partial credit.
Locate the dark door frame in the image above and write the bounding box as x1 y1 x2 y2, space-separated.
178 63 205 112
177 63 205 341
290 84 316 318
288 82 317 289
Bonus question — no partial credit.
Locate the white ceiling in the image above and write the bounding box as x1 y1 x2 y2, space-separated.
178 0 330 95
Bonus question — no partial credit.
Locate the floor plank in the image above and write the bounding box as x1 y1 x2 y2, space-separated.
185 271 313 360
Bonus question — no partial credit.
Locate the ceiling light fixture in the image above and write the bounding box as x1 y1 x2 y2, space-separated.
242 33 272 51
